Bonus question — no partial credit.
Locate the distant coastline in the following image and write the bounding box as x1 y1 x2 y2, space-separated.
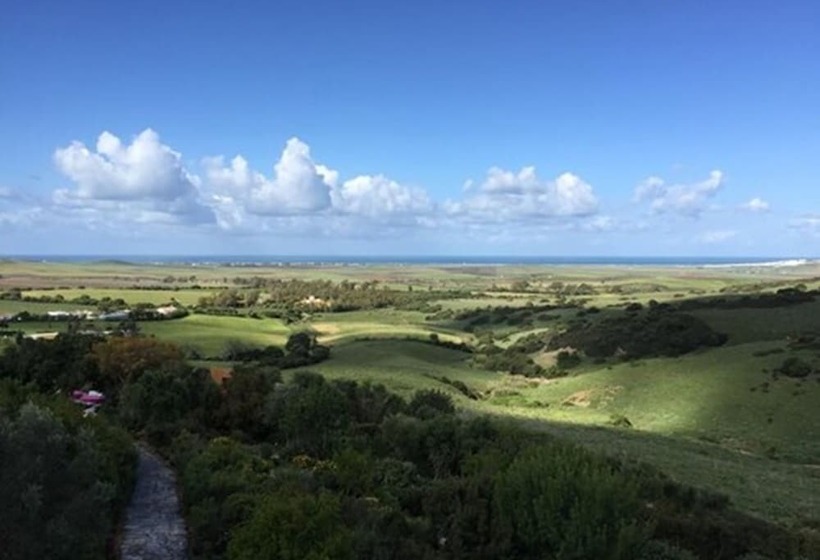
2 255 817 268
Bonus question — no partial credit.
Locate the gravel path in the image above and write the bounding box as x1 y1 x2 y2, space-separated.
120 446 188 560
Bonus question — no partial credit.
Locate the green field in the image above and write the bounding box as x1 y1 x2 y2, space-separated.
140 315 291 356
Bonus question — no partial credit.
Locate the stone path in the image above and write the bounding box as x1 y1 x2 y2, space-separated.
120 446 188 560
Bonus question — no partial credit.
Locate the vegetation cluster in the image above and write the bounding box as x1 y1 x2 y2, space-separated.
1 332 816 560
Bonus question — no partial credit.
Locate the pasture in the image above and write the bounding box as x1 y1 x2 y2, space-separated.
139 315 290 356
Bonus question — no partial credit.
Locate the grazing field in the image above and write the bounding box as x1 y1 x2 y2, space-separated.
310 309 465 344
139 315 290 356
297 339 500 396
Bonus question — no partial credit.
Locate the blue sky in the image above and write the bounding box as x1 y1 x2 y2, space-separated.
1 0 818 256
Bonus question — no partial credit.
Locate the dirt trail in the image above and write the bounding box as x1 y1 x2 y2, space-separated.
120 446 188 560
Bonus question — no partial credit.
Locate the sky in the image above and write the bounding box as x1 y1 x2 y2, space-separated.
1 0 818 257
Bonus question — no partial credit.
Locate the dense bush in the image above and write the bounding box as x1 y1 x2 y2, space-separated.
0 334 102 392
494 444 648 559
228 491 353 560
119 364 220 446
472 346 546 377
0 400 135 560
408 389 456 418
548 311 727 359
674 288 816 311
776 356 814 378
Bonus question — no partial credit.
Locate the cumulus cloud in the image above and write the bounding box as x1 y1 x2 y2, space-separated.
331 175 432 219
634 170 724 216
741 197 770 212
203 138 436 232
54 129 199 201
53 129 213 226
447 166 598 222
18 128 677 244
203 138 333 216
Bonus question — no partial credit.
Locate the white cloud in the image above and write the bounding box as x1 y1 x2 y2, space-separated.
0 186 15 199
447 166 598 222
20 128 760 249
53 129 213 226
741 197 770 212
633 176 665 202
331 174 432 219
204 138 436 231
204 137 333 215
634 170 725 216
54 129 199 201
699 229 737 244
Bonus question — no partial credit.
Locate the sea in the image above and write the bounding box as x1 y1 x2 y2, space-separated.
3 255 816 268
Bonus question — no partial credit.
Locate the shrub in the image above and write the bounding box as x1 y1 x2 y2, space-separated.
777 357 813 378
409 389 456 419
0 403 135 560
556 349 582 370
494 444 649 559
548 311 727 359
228 491 353 560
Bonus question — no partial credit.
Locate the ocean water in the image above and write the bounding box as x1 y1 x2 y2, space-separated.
3 255 815 267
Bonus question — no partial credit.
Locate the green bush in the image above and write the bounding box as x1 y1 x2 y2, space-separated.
548 311 727 359
228 491 353 560
777 356 813 378
494 444 650 560
556 349 582 370
0 403 135 560
408 389 455 419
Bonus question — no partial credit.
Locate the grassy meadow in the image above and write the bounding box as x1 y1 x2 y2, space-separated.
2 258 819 528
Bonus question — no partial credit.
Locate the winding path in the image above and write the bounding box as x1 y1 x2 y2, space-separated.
120 446 188 560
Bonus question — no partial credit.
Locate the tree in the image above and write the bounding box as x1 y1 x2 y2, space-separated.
285 331 316 357
409 389 455 419
266 372 351 455
118 365 219 445
0 334 100 391
92 336 184 387
0 403 132 560
217 365 281 438
182 437 272 558
228 491 353 560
